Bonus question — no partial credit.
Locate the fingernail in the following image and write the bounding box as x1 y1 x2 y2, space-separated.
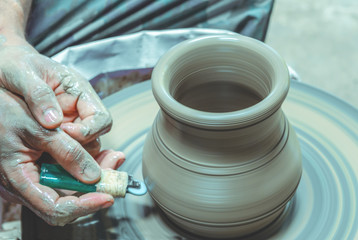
116 151 126 160
114 152 126 169
84 164 101 182
102 198 114 209
44 108 61 123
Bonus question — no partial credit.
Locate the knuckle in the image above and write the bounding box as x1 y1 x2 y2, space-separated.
45 217 61 226
25 127 54 149
80 125 91 138
59 72 83 96
63 141 84 164
61 74 75 89
99 111 113 131
45 213 70 227
30 85 54 101
44 202 78 226
41 199 77 226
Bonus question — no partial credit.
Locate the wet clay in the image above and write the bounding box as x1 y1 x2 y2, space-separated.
142 35 302 238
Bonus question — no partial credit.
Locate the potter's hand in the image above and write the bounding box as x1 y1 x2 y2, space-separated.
0 38 112 145
0 88 125 226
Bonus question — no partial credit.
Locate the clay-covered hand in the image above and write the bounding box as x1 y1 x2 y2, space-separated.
0 37 112 145
0 88 125 226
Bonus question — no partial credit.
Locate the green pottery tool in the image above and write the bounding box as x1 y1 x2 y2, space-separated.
40 163 147 197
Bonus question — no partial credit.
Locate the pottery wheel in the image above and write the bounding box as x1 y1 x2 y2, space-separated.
99 80 358 240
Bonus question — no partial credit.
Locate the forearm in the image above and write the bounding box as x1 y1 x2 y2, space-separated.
0 0 32 43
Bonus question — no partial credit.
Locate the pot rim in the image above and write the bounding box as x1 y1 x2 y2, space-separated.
152 35 289 129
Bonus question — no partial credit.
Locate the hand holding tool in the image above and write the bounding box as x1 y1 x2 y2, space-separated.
40 163 147 197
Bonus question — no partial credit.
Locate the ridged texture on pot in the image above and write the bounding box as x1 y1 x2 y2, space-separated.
142 35 302 238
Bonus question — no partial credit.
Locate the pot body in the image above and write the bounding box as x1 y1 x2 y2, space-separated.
142 35 302 238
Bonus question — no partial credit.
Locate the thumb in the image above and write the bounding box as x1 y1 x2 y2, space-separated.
23 76 63 129
0 46 63 129
43 129 101 184
1 69 63 129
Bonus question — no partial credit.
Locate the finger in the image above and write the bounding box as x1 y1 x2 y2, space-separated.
2 70 64 129
55 91 78 122
61 116 112 145
95 150 126 170
42 129 101 184
24 183 113 226
83 138 101 157
49 66 112 143
6 157 113 226
25 79 63 129
60 90 112 144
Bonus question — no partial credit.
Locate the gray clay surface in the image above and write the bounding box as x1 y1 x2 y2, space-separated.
142 35 302 238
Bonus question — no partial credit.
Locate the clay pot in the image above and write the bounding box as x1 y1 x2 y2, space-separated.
142 35 302 238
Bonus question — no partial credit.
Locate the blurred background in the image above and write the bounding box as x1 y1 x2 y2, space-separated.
25 0 358 108
267 0 358 109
